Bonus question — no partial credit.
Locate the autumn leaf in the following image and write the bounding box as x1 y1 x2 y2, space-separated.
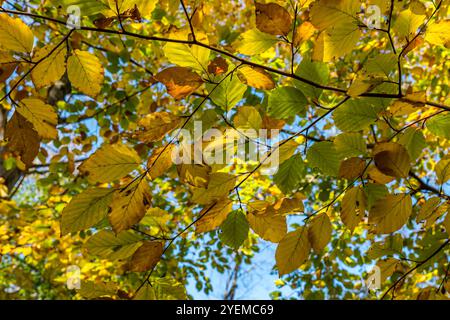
79 143 141 183
255 2 292 36
125 241 164 272
108 177 152 233
135 112 181 143
276 227 310 275
15 98 58 140
0 14 34 53
5 112 40 167
67 49 104 97
155 67 204 100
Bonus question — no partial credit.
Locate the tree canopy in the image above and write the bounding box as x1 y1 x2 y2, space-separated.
1 0 450 300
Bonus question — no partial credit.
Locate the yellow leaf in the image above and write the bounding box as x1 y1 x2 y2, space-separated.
340 186 366 232
235 28 278 55
84 230 143 260
294 21 316 46
177 163 210 188
373 142 411 178
67 49 104 97
79 281 117 299
308 212 332 252
367 165 395 184
233 106 262 130
15 98 57 139
310 0 361 60
155 66 203 100
61 188 113 235
79 143 141 183
191 172 236 205
247 202 287 243
0 14 34 53
369 194 412 234
377 258 400 282
163 29 210 73
444 212 450 236
108 178 152 233
147 144 176 180
5 112 40 167
338 157 366 180
195 199 232 233
393 9 426 43
435 158 450 184
237 65 275 90
0 50 17 82
265 197 304 215
425 20 450 46
275 227 310 275
416 197 446 228
125 241 163 272
31 44 67 89
255 2 292 36
134 112 181 143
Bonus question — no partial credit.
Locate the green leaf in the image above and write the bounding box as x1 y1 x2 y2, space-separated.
51 0 109 16
84 230 143 260
363 183 389 209
206 74 247 111
274 154 304 193
427 113 450 139
398 127 427 161
268 86 308 119
334 132 367 158
219 210 249 249
134 278 187 300
235 28 279 55
61 188 113 235
306 141 340 176
333 99 379 132
294 60 329 100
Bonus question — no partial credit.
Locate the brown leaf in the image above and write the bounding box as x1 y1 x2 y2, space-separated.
0 62 17 83
126 241 163 272
93 16 116 29
195 199 232 233
255 2 292 36
134 112 181 143
373 142 410 178
155 67 203 99
147 144 176 180
338 157 366 180
5 112 40 167
208 57 228 75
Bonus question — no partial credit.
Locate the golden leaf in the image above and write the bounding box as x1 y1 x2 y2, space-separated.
0 14 34 53
5 112 40 168
126 241 163 272
155 66 203 100
276 227 310 275
147 144 176 180
237 65 275 90
109 178 152 233
308 212 332 253
15 98 57 139
255 2 292 36
135 112 181 143
67 49 104 97
338 157 366 180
